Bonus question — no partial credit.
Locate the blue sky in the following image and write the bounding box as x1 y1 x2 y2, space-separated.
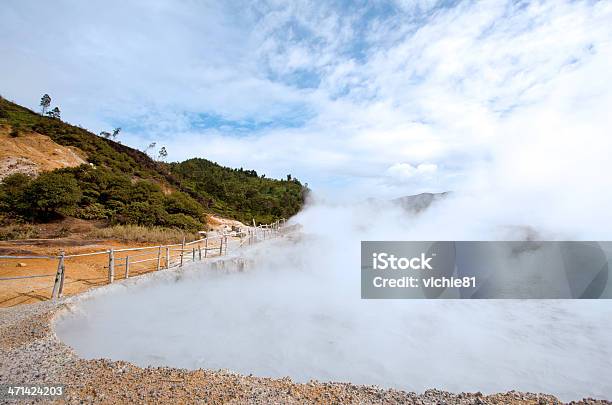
1 0 611 200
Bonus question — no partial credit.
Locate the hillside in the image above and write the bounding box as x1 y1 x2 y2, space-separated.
0 126 86 180
171 159 304 224
0 96 306 233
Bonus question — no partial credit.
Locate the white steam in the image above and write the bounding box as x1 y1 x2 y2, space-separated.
51 2 612 401
55 198 612 402
54 30 612 401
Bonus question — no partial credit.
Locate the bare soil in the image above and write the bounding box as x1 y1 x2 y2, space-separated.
0 214 243 307
0 125 86 181
0 235 224 308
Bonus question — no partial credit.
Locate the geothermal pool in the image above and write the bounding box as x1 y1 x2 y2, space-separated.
55 235 612 402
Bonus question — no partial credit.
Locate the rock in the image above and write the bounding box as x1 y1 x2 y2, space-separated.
17 262 27 267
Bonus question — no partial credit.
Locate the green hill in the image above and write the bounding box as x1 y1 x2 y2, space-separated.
0 96 307 231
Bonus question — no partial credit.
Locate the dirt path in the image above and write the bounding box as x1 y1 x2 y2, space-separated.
0 237 224 308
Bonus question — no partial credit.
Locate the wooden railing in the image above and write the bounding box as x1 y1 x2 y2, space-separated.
0 218 291 302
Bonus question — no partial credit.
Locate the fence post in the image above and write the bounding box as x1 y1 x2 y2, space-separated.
125 255 130 279
51 251 65 300
192 247 196 262
219 236 223 256
108 249 115 284
198 243 202 260
166 246 170 269
58 251 66 297
224 235 228 255
157 246 162 271
204 238 208 258
180 237 186 267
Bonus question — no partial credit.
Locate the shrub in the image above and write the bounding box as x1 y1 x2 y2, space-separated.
164 213 203 231
0 173 32 214
164 192 203 218
75 203 110 220
23 172 81 218
129 180 164 204
0 224 39 240
116 201 167 227
51 225 71 238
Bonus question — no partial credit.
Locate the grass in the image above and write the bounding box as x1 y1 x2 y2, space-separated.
88 225 199 244
0 224 40 240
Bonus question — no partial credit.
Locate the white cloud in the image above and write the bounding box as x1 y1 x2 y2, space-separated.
386 162 438 181
1 0 611 208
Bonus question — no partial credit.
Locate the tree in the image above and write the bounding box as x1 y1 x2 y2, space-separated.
23 172 81 218
158 146 168 161
144 142 157 156
47 106 61 119
0 173 32 214
40 94 51 115
164 192 203 218
117 201 166 227
99 127 120 140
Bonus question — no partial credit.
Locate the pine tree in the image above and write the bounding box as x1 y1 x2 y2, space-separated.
40 94 51 115
158 146 168 161
47 106 61 119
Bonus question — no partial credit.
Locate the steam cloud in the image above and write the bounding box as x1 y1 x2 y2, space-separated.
52 2 612 401
54 28 612 401
56 196 612 402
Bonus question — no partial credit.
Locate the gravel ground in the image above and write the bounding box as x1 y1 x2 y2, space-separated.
1 295 610 404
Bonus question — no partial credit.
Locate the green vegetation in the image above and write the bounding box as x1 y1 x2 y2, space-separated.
0 96 307 231
171 159 305 224
24 172 82 219
0 166 206 231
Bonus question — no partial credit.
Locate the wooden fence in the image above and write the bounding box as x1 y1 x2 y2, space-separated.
0 218 290 303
